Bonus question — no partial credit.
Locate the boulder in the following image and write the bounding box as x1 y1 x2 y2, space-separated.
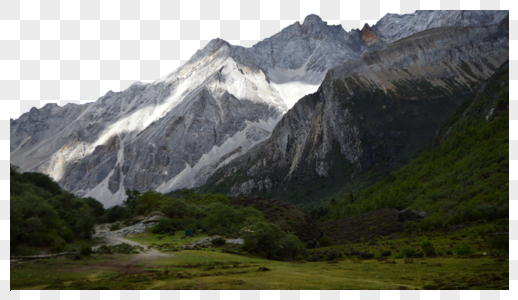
398 209 428 222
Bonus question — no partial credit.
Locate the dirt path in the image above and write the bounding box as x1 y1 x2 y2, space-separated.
93 225 173 268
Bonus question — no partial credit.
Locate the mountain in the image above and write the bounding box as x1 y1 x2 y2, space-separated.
10 11 508 207
199 16 509 204
316 60 509 225
11 39 287 207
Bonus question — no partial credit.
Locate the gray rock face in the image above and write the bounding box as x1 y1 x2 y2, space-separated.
11 39 287 207
246 14 363 84
204 17 509 199
371 10 509 45
10 11 508 207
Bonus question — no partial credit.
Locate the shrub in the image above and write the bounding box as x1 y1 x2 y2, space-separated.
455 244 475 256
50 237 65 251
403 221 418 234
151 218 177 234
326 250 338 261
402 246 417 258
80 246 92 256
419 214 444 231
277 234 307 260
295 254 304 261
110 222 122 231
212 237 227 246
60 227 75 242
336 252 344 259
421 239 436 256
444 214 462 227
319 236 333 247
240 222 286 259
287 220 298 226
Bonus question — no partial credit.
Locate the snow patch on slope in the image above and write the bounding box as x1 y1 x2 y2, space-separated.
84 168 127 208
156 114 282 194
271 81 320 109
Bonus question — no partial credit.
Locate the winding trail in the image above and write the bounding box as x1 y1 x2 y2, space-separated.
92 224 174 267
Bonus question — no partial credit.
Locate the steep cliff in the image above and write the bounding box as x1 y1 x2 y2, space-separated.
201 18 509 204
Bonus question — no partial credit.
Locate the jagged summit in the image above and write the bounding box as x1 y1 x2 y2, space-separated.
302 14 326 26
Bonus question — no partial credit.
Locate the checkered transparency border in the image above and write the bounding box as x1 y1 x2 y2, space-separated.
0 0 516 299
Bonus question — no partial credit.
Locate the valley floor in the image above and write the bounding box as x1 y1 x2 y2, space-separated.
10 225 509 290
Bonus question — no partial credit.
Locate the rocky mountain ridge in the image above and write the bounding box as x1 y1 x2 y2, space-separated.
10 11 508 207
201 16 509 203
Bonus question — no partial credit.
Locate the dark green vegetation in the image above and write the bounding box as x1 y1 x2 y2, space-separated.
11 220 509 290
10 165 104 254
228 196 322 243
311 62 509 229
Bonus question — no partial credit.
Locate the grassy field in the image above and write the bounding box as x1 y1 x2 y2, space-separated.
10 222 509 290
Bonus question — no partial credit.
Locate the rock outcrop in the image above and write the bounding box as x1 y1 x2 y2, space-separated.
397 209 428 222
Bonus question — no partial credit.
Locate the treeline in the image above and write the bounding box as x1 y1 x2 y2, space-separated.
10 166 307 260
10 165 105 251
116 189 307 260
310 62 509 229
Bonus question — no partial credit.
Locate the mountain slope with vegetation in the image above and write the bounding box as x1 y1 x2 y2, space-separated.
311 61 509 229
10 165 105 254
200 18 509 205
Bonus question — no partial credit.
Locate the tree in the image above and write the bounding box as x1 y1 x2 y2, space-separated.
83 197 105 221
123 189 141 213
240 222 286 259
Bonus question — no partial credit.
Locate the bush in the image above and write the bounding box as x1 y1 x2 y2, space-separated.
80 246 92 256
444 214 462 228
419 214 444 231
402 246 417 258
60 227 75 242
421 239 436 256
326 250 338 261
212 237 227 246
455 244 475 256
110 222 122 231
336 252 344 259
319 236 333 247
240 222 286 259
403 221 418 234
277 234 307 260
151 218 177 234
50 237 65 251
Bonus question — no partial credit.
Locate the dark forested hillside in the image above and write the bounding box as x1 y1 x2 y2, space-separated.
10 166 105 252
310 61 509 228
